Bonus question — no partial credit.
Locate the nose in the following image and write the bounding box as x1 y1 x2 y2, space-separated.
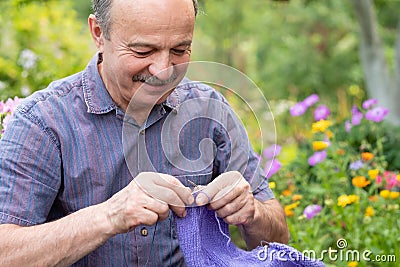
148 51 174 81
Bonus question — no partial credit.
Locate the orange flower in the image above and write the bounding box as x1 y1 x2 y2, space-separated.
352 176 371 188
336 149 345 156
348 261 358 267
368 169 379 180
292 194 303 201
284 201 300 217
361 152 374 161
325 130 334 139
368 195 379 202
285 208 294 217
282 190 292 197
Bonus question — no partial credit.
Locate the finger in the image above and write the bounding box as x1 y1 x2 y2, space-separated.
157 173 194 205
210 180 251 210
144 189 186 218
195 171 242 206
213 191 247 217
142 184 186 207
138 209 160 226
222 202 254 226
144 200 171 221
134 173 194 206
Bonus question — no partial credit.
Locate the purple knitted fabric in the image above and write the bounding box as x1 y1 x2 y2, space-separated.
174 207 325 267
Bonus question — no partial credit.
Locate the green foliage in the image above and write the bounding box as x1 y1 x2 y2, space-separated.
269 99 400 266
0 0 95 99
194 0 363 101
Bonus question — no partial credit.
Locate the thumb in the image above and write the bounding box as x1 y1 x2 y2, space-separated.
195 171 242 206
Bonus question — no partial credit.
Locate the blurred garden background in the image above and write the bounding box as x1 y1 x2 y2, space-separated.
0 0 399 266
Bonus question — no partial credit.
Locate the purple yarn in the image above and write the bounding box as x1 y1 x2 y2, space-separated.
174 207 325 266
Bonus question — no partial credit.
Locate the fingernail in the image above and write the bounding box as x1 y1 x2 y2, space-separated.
182 210 187 218
196 194 207 206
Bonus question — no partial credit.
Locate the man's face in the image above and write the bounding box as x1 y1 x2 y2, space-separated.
97 0 195 111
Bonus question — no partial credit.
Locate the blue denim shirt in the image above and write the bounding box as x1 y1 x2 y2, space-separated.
0 53 274 266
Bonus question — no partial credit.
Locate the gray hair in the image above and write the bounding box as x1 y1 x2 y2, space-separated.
92 0 198 40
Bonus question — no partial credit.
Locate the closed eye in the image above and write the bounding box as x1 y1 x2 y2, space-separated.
132 50 153 58
171 48 189 56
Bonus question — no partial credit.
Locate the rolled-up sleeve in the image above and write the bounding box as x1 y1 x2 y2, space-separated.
0 108 61 226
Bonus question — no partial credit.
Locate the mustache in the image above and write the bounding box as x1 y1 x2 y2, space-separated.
132 70 179 87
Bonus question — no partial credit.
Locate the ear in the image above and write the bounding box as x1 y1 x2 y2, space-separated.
88 14 105 52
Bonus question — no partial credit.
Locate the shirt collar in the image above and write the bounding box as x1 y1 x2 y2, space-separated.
163 77 193 112
82 53 116 114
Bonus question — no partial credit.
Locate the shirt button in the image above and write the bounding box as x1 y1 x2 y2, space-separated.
140 227 148 236
140 129 145 135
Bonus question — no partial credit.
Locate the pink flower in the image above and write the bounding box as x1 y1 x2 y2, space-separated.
365 107 389 123
303 94 319 108
303 204 322 219
362 99 378 109
263 144 281 159
290 102 307 116
351 106 363 125
345 120 352 132
308 151 327 166
382 171 398 190
264 159 282 179
314 105 330 121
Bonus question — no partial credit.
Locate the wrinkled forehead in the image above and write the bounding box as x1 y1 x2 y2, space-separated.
111 0 195 25
109 0 195 40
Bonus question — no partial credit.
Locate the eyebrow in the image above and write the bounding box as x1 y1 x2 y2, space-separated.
127 40 192 49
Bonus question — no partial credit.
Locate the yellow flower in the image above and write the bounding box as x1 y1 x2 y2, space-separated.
292 194 303 201
312 120 332 133
389 191 399 199
397 174 400 182
348 261 358 267
313 141 329 151
284 201 300 217
352 176 371 188
364 206 374 217
286 201 301 210
361 152 374 161
269 182 276 189
368 169 379 180
380 190 390 199
338 194 360 207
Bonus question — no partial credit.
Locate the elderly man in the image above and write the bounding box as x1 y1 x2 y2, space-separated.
0 0 289 266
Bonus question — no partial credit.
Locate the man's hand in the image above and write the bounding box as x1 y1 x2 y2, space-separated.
194 171 289 247
102 172 194 235
195 171 255 226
